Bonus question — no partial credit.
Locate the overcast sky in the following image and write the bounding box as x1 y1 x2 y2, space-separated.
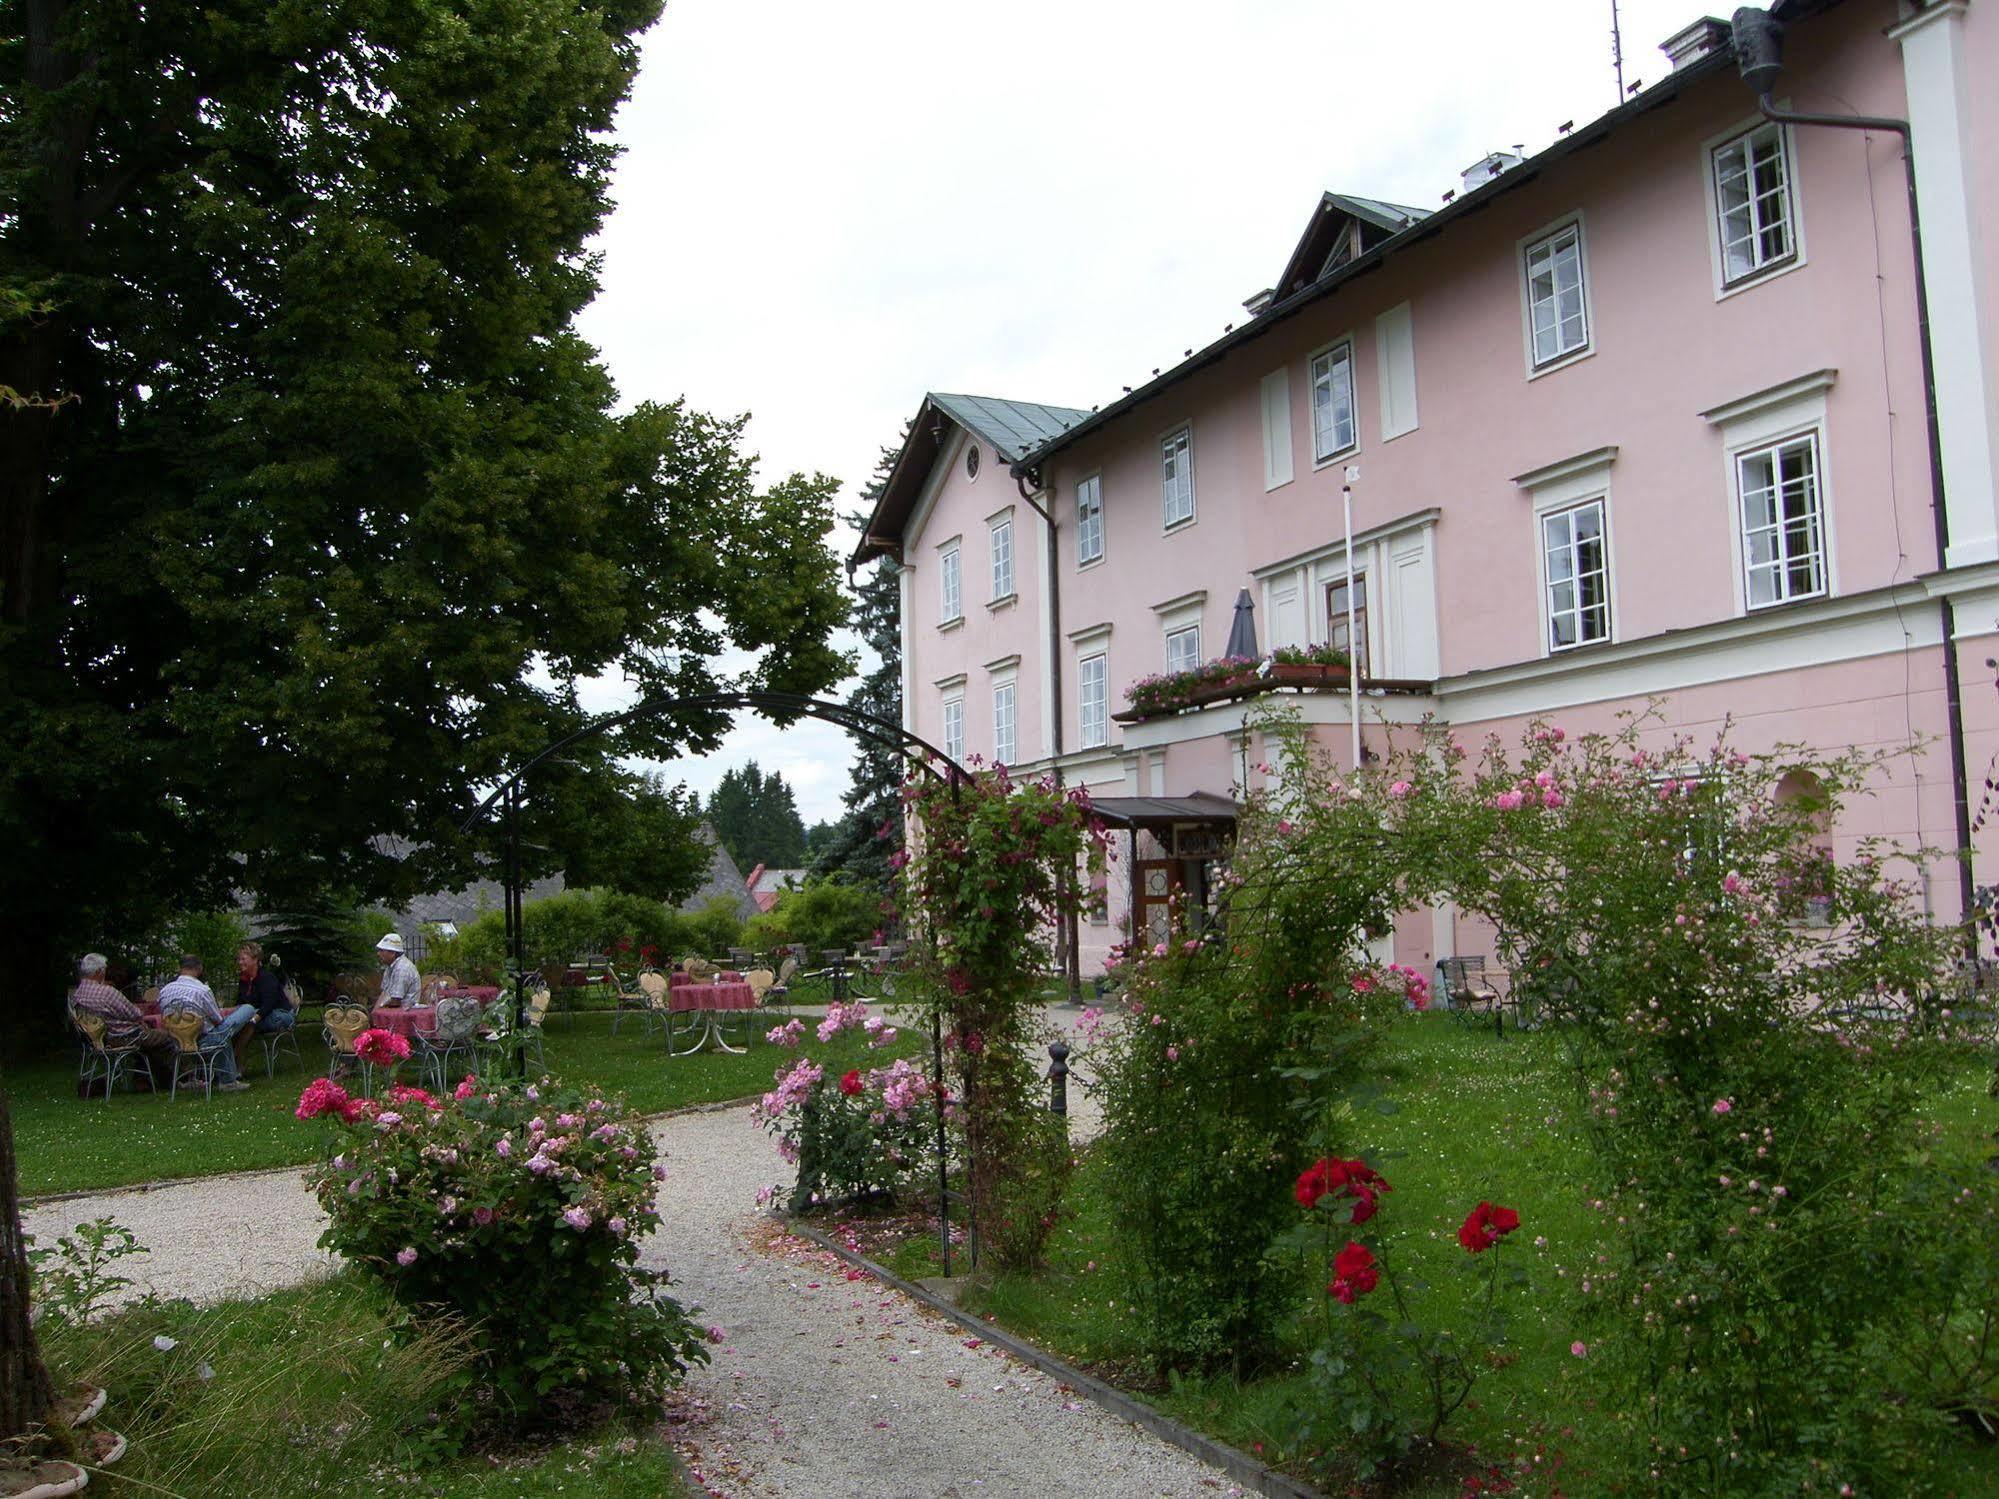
577 0 1712 824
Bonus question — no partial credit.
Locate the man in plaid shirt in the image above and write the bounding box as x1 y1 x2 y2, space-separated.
158 955 256 1091
69 953 174 1087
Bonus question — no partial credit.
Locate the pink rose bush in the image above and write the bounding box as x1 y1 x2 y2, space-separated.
306 1073 707 1429
753 1049 942 1214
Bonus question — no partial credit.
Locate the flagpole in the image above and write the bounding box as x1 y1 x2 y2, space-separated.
1342 468 1361 773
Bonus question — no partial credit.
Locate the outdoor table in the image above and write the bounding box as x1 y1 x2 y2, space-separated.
666 979 756 1057
369 1005 435 1039
437 985 500 1005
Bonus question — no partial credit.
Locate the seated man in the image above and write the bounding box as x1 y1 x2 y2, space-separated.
233 940 294 1073
69 952 176 1089
157 955 255 1092
374 932 421 1008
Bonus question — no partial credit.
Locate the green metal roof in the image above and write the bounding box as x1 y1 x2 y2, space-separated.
927 392 1092 463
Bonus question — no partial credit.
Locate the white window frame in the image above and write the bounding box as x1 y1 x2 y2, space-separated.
1701 371 1837 614
1519 215 1593 375
989 515 1014 602
938 541 962 625
1539 499 1613 652
941 693 965 762
1077 652 1108 749
1705 116 1804 297
1309 338 1359 464
1076 474 1104 567
991 679 1017 765
1323 570 1369 673
1165 624 1201 674
1735 433 1827 610
1160 425 1195 530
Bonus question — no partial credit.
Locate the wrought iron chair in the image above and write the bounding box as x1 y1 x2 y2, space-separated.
73 1011 144 1103
322 1002 373 1090
607 966 652 1036
257 979 307 1079
417 994 483 1092
1439 957 1502 1027
159 1011 219 1100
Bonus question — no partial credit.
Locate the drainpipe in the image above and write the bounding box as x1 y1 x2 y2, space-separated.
1014 465 1083 1001
1730 8 1977 956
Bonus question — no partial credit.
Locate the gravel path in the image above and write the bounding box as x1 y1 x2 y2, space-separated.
23 1006 1224 1497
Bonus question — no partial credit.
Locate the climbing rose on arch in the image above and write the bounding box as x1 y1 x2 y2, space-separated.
1458 1200 1521 1253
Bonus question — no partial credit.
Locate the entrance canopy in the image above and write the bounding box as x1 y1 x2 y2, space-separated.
1087 793 1239 831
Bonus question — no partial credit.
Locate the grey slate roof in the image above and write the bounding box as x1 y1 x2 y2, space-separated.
926 393 1093 463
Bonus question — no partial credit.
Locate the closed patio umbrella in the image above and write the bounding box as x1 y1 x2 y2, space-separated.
1224 588 1259 659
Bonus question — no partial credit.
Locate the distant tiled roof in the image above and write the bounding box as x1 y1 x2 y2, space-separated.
927 393 1092 463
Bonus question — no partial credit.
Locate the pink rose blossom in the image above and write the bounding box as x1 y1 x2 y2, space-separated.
1387 780 1412 799
493 1137 512 1157
1570 1341 1588 1358
561 1206 592 1231
1711 1098 1733 1115
396 1247 418 1267
473 1206 495 1226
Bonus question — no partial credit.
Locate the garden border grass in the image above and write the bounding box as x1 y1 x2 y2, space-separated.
781 1217 1331 1499
19 1093 763 1206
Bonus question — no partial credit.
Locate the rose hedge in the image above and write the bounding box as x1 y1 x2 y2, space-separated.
305 1075 708 1431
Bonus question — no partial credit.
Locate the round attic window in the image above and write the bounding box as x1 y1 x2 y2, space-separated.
965 444 981 479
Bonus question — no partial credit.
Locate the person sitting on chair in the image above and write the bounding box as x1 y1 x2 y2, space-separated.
233 941 294 1073
69 953 176 1089
375 932 421 1008
157 955 255 1091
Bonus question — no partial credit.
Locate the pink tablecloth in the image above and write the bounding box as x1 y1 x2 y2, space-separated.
667 981 755 1013
370 1005 435 1038
438 985 500 1004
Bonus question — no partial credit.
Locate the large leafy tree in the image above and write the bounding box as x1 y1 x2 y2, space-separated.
814 437 907 891
704 759 807 871
0 1 852 1011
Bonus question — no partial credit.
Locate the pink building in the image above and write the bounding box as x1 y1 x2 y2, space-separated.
855 0 1999 978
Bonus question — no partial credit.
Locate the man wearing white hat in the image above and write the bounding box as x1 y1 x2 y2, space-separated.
375 933 422 1009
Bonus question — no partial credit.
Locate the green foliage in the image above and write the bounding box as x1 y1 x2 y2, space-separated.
308 1075 708 1432
754 1018 934 1212
0 0 852 1014
742 878 883 954
25 1218 145 1333
704 760 808 871
1380 712 1986 1492
898 765 1097 1270
1092 712 1405 1369
254 896 397 992
123 908 252 991
814 436 908 893
424 889 696 981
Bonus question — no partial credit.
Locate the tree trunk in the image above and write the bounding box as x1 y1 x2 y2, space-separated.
0 1070 56 1438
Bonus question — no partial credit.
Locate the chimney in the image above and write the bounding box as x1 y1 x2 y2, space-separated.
1660 16 1730 70
1242 288 1276 316
1460 150 1525 194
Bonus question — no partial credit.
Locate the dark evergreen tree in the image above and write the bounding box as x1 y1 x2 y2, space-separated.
706 761 808 871
814 436 908 892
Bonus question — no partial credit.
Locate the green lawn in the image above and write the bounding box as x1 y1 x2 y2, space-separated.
941 1016 1999 1495
15 1006 921 1197
41 1273 696 1497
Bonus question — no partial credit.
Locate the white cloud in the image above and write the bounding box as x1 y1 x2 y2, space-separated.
575 0 1714 820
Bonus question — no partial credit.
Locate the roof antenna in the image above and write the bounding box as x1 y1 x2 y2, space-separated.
1609 0 1627 102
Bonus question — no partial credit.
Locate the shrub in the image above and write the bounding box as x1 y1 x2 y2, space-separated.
744 877 883 954
752 1005 934 1211
424 890 693 982
126 908 251 988
305 1074 708 1431
1091 712 1409 1369
680 894 745 957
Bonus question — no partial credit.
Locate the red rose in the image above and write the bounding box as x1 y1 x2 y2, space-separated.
1328 1240 1379 1303
1297 1157 1390 1223
839 1069 863 1096
1458 1200 1521 1253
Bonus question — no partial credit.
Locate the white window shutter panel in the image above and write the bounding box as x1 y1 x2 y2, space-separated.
1376 302 1419 439
1259 369 1293 490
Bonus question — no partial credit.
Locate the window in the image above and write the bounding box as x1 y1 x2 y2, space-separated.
1523 222 1589 368
1713 123 1795 285
1737 434 1825 607
1310 342 1357 460
1165 625 1200 674
992 682 1016 764
1541 501 1611 650
1324 572 1368 671
1076 476 1104 566
1078 653 1108 749
939 545 961 623
942 696 965 762
1161 427 1194 528
990 517 1014 600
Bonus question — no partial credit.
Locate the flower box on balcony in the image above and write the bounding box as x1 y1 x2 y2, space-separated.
1113 649 1352 724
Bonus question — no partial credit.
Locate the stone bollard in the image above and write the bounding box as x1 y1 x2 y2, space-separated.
1048 1040 1070 1117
